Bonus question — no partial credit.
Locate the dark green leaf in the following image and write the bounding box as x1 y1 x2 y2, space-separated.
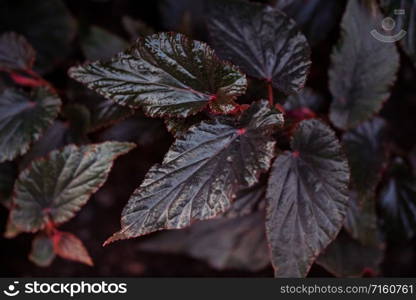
0 0 77 73
329 0 399 129
11 142 135 232
0 32 35 72
106 101 283 243
381 0 416 67
81 26 128 61
379 158 416 240
316 231 384 277
208 0 311 95
69 32 247 118
266 119 350 277
54 231 93 266
139 212 269 272
0 88 62 162
29 233 55 267
343 117 387 195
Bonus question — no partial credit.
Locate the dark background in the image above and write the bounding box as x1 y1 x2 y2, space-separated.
1 0 416 277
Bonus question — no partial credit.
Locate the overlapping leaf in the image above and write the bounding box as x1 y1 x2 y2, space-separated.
139 212 269 272
344 191 380 247
0 32 35 72
208 0 311 95
0 0 76 73
53 231 93 266
343 117 387 196
329 0 399 129
266 119 350 277
106 101 283 243
29 233 55 267
379 158 416 240
69 32 247 118
11 142 135 232
0 88 62 162
316 231 384 277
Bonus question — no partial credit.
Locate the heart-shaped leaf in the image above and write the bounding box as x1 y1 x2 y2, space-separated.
329 0 399 130
139 211 269 272
208 0 311 95
266 119 350 277
69 32 247 118
53 231 93 266
0 32 35 72
343 117 387 196
29 233 55 267
11 142 135 232
0 87 62 163
106 101 283 244
379 158 416 240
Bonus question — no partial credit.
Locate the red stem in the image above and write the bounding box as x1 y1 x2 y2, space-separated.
267 80 274 106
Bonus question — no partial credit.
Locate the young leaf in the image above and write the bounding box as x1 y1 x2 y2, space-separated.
29 233 55 267
69 32 247 118
11 142 136 232
0 0 76 73
81 26 128 61
379 158 416 241
208 0 311 95
329 0 399 130
53 231 93 266
316 231 384 277
0 87 62 162
106 101 283 243
343 117 387 196
0 32 35 72
139 212 269 272
266 119 350 277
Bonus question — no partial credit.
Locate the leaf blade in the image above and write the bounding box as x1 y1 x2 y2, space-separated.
266 119 350 277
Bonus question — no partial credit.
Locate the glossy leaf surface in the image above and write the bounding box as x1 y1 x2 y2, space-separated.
106 101 283 243
11 142 135 232
69 32 247 118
